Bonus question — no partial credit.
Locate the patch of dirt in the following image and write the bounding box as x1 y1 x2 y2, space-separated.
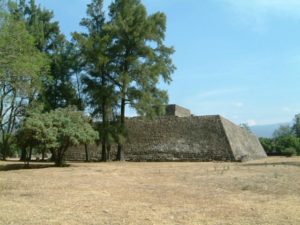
0 157 300 225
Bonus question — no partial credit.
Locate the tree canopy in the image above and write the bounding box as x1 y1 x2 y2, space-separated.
0 15 47 159
0 0 175 163
18 107 98 166
260 117 300 156
73 0 175 161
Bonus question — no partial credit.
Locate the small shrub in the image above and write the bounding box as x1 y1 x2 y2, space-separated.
282 147 297 157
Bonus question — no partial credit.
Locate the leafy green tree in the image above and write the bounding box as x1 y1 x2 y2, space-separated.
292 114 300 138
273 124 293 139
9 0 81 111
0 0 7 23
282 147 297 157
9 0 60 52
107 0 175 160
18 107 98 166
259 137 274 154
274 135 300 155
73 0 118 161
0 15 47 160
43 36 82 110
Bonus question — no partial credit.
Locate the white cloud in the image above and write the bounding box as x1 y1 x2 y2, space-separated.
247 119 257 126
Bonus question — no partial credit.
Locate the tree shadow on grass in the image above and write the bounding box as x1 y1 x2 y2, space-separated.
0 163 56 171
242 161 300 168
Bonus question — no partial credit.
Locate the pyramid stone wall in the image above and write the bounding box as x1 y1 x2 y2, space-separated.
165 104 191 117
122 115 234 161
220 117 267 161
65 115 266 162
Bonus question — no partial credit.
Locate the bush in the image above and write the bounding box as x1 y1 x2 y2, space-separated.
259 137 274 154
282 147 297 157
17 107 99 167
275 135 300 155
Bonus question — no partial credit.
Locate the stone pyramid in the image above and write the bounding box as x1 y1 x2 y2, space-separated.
123 115 267 162
65 105 267 162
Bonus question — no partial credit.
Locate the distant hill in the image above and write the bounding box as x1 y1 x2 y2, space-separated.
250 123 290 138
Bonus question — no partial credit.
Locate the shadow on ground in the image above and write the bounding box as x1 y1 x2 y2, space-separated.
243 161 300 168
0 163 55 171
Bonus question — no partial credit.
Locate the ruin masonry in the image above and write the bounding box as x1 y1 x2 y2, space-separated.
65 105 267 162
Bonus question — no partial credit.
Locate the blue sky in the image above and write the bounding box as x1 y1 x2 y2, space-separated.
35 0 300 126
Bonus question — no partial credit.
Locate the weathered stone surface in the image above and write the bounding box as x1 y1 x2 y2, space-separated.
66 144 100 162
65 115 266 162
165 104 191 117
220 117 267 161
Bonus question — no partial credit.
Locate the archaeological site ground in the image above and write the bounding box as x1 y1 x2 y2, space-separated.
1 157 300 225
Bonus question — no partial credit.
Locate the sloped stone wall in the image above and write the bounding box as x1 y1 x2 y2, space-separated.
123 116 234 161
220 117 267 161
65 115 266 162
165 105 191 117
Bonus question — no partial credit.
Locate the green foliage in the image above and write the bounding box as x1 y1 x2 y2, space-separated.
259 117 300 156
0 14 47 160
274 135 300 154
9 0 81 111
0 1 8 26
273 124 293 139
267 120 300 156
0 17 47 87
43 37 82 110
282 147 297 157
107 0 175 160
73 0 175 160
8 0 60 52
259 137 274 154
1 0 175 162
18 107 98 166
107 0 175 117
73 0 118 119
73 0 119 161
293 114 300 138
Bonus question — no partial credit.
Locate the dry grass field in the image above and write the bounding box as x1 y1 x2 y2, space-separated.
1 157 300 225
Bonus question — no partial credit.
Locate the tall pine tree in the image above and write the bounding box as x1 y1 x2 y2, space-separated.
73 0 118 161
107 0 175 160
9 0 81 111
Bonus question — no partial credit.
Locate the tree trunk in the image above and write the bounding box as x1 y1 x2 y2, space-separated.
117 144 124 161
1 137 9 160
55 157 64 167
101 74 107 162
1 146 6 160
102 141 107 162
85 143 89 162
20 148 27 161
107 145 111 161
28 146 32 162
1 149 6 160
117 94 126 161
55 148 65 167
50 149 56 162
42 148 45 161
24 146 32 167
